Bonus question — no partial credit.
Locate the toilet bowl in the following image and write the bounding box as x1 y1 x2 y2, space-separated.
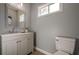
53 36 76 55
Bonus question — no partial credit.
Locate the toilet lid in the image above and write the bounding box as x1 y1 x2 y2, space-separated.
53 51 69 55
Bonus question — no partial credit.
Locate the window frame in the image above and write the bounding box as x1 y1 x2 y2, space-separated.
49 3 60 13
38 4 49 17
39 5 48 16
19 13 24 23
38 3 62 17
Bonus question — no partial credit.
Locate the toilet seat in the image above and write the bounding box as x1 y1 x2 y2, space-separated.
53 50 69 55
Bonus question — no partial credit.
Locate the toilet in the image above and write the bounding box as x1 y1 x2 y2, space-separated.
53 36 76 55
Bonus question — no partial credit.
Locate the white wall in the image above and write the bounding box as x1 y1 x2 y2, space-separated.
30 3 79 53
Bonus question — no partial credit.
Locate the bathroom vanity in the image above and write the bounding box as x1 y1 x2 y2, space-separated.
0 32 33 55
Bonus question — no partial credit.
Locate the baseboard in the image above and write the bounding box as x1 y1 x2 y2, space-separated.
35 47 52 55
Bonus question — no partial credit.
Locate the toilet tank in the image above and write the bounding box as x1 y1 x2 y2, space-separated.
56 36 76 54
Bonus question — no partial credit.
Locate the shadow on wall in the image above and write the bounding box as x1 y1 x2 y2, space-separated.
74 38 79 55
33 32 37 47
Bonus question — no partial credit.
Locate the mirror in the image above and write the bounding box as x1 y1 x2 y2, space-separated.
6 3 25 33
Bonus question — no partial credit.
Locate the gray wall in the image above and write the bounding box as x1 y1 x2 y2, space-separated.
30 3 79 53
0 4 6 34
24 3 31 29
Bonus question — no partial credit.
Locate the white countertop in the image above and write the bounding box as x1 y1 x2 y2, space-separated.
1 32 33 37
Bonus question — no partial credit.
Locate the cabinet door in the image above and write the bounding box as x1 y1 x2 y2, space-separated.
27 37 33 53
20 38 27 55
17 41 21 55
6 40 17 55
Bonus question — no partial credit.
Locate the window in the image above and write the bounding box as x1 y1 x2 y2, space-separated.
49 3 60 13
38 3 61 17
39 6 48 16
19 14 24 22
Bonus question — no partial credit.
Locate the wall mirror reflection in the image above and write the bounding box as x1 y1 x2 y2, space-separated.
6 3 25 33
8 16 12 25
